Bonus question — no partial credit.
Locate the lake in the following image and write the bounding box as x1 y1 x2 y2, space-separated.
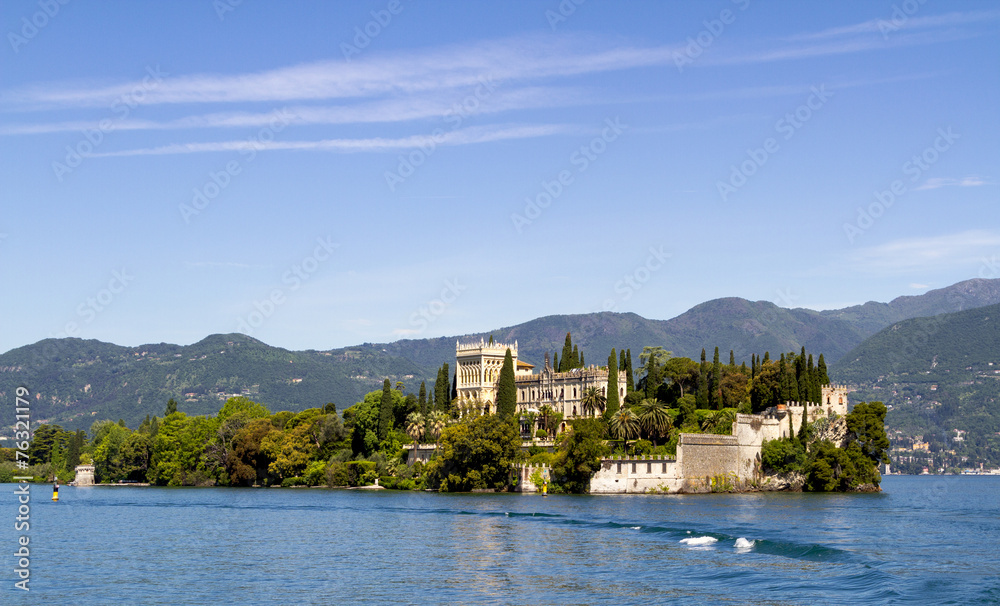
3 476 998 604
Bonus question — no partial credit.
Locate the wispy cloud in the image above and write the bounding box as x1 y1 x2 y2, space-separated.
844 230 1000 274
88 123 578 157
914 175 991 191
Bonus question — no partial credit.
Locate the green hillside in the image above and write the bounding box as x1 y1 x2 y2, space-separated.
3 277 998 435
0 334 427 431
832 303 1000 470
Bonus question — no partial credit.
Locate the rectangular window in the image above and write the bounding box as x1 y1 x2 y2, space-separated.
616 463 622 474
631 463 636 473
647 462 651 474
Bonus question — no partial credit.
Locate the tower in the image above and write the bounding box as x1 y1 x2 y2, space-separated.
455 339 518 414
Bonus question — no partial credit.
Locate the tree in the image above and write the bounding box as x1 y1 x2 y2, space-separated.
165 398 177 415
846 401 890 469
711 347 722 409
663 357 699 398
434 363 451 411
637 398 671 445
550 418 610 493
729 350 736 366
378 379 394 441
624 349 635 394
427 410 448 446
406 412 425 445
218 396 270 422
581 387 607 417
817 354 830 385
609 407 640 451
677 394 697 429
553 352 559 373
418 381 427 414
696 349 709 409
606 348 620 416
496 348 517 420
426 415 523 492
560 333 573 372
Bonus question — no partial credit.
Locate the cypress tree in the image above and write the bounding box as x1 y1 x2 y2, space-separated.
607 348 620 416
496 348 517 420
729 350 736 367
488 334 494 345
778 354 790 403
560 333 573 372
817 354 830 385
378 378 393 441
807 354 817 403
796 347 808 403
620 349 626 375
763 351 770 364
451 368 458 401
799 398 810 439
625 349 635 394
579 351 585 367
696 349 709 409
572 344 580 369
712 347 722 410
418 381 427 414
435 363 451 411
553 352 559 373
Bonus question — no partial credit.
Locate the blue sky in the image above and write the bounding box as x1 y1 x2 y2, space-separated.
1 1 998 353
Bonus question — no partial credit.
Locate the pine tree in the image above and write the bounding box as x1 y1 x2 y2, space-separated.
378 378 393 441
625 349 635 394
607 348 620 416
418 381 427 414
496 349 517 420
817 354 830 385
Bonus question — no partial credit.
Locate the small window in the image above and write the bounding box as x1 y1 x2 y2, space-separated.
631 463 636 473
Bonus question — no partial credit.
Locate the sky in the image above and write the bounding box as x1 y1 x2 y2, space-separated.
1 0 998 354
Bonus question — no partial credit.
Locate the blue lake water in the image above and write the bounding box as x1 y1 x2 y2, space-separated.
3 476 999 604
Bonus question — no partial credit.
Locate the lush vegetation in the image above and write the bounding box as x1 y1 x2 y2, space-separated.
832 303 1000 471
761 401 889 491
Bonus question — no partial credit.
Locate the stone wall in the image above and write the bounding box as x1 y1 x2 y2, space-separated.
589 455 682 494
74 465 95 486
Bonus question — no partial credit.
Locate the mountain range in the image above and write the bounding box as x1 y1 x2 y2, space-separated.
2 278 999 432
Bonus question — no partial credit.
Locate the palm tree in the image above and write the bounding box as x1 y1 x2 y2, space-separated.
609 407 640 452
580 387 607 418
427 411 448 446
637 398 672 446
538 404 555 436
406 412 425 445
701 409 737 435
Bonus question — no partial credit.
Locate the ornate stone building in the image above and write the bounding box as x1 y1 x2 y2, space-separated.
455 339 626 433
